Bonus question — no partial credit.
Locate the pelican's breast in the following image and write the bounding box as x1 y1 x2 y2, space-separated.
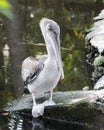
28 58 60 95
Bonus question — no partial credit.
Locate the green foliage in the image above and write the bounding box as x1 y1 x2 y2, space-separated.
0 0 13 19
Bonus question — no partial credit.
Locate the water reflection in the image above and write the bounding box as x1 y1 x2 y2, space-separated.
8 114 23 130
0 113 100 130
32 118 45 130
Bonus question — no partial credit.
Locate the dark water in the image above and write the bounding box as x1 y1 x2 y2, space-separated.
0 0 104 130
0 113 93 130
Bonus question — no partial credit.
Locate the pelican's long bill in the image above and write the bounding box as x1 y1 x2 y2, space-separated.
48 31 64 79
40 18 64 79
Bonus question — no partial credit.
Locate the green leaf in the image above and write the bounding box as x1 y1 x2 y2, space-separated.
0 0 11 8
0 0 13 19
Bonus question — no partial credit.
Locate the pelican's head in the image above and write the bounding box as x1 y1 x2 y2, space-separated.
40 18 64 79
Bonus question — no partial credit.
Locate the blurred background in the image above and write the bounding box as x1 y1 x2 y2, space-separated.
0 0 104 129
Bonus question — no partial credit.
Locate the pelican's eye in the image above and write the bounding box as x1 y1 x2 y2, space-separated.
47 24 57 36
47 24 52 31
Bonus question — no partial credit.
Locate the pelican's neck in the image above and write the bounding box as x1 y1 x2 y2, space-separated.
45 40 56 60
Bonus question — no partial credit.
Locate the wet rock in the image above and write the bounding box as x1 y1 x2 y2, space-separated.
92 67 104 82
82 86 89 91
94 75 104 90
4 90 104 126
94 9 104 20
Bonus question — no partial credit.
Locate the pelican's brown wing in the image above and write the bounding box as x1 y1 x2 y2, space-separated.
21 56 47 86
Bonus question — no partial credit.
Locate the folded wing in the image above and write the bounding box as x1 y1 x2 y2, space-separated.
21 56 47 86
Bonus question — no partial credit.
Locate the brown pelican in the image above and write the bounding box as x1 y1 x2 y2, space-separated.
21 18 64 117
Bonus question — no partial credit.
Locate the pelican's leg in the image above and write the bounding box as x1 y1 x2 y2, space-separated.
32 93 36 105
32 93 44 118
43 90 56 106
49 90 53 101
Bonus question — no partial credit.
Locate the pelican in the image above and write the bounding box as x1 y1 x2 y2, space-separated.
21 18 64 117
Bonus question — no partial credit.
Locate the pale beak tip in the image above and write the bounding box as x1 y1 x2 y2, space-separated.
61 75 64 80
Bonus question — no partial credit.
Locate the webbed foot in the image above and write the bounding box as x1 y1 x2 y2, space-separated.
32 104 45 118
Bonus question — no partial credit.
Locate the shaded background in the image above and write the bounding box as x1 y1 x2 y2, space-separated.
0 0 104 129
